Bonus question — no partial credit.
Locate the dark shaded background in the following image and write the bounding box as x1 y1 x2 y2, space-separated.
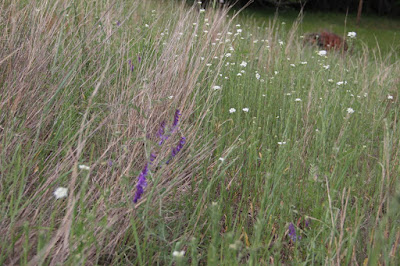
202 0 400 16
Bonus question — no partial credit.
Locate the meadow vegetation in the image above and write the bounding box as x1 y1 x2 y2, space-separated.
0 0 399 264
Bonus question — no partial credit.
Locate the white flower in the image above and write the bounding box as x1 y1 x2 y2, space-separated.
225 53 232 57
145 24 149 28
242 108 249 112
229 108 236 113
168 95 173 99
337 81 347 86
388 95 393 100
218 157 225 162
274 71 279 75
79 164 90 170
300 61 307 65
323 65 330 69
328 79 334 83
236 29 242 33
172 250 185 258
213 85 221 90
240 61 247 67
229 46 234 51
277 141 286 145
295 98 302 102
199 8 206 13
54 187 68 199
318 50 327 56
237 73 242 76
346 107 355 114
206 63 212 67
290 64 295 67
281 21 286 25
278 40 284 46
347 32 356 38
255 73 260 80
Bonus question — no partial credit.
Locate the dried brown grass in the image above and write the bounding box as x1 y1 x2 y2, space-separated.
0 0 235 263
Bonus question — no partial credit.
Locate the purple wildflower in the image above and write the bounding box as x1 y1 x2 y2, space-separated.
128 59 134 71
170 109 181 133
116 21 121 26
150 153 157 164
166 137 186 164
108 159 113 167
133 163 148 203
305 219 310 228
158 110 181 145
138 55 142 63
288 223 300 242
157 121 167 145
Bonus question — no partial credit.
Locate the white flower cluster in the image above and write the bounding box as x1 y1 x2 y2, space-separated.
347 32 356 38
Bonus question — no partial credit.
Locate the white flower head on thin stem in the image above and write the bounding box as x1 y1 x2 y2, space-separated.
240 61 247 67
213 85 221 90
172 250 185 258
318 50 327 56
54 187 68 199
79 164 90 170
229 108 236 113
347 32 356 38
242 108 249 112
347 107 355 114
388 95 393 100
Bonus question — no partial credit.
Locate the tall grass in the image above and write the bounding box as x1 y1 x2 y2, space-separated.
1 0 399 264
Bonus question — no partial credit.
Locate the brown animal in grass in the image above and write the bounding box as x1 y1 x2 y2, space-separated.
303 31 348 51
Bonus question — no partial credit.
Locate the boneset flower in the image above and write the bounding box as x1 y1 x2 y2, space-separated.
54 187 68 199
347 32 356 38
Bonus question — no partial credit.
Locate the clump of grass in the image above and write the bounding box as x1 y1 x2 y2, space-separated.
1 0 399 265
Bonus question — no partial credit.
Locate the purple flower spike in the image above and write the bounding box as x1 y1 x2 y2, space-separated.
138 55 142 63
128 59 134 71
288 223 298 242
150 153 157 164
166 137 186 164
171 109 181 133
305 219 310 228
157 121 166 145
134 163 148 203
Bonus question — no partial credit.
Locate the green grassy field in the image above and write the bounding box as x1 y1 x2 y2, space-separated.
239 6 400 57
1 0 399 264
